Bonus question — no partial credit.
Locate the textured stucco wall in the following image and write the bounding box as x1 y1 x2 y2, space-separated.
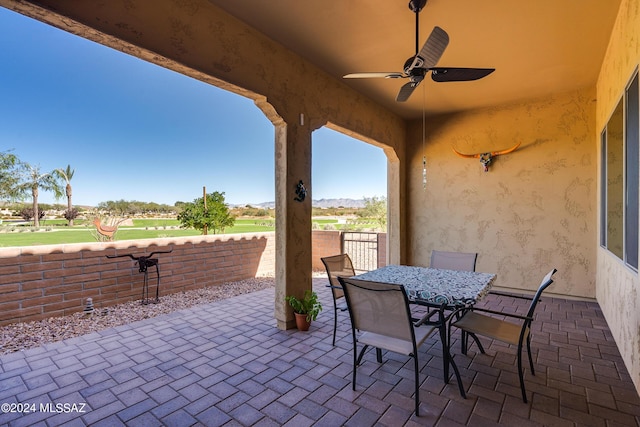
595 0 640 392
407 88 597 296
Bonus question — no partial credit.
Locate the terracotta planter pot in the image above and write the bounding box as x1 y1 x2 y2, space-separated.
294 312 311 331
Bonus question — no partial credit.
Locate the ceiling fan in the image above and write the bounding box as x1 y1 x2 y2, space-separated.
343 0 495 102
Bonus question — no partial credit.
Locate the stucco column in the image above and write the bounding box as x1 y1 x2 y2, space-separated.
387 157 405 265
273 119 313 330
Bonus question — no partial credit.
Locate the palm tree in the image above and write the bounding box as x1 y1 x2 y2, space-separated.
56 165 76 226
14 162 64 227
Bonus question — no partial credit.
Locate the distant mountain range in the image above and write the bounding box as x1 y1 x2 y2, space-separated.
241 198 366 209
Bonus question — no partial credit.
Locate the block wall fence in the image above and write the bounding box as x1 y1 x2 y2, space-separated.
311 230 387 271
0 230 386 326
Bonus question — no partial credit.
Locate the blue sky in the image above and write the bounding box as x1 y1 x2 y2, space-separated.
0 8 386 207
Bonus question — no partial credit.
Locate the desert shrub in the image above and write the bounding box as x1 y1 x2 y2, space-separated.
63 208 79 222
19 207 45 222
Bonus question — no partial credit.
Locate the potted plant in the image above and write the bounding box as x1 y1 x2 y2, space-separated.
285 290 323 331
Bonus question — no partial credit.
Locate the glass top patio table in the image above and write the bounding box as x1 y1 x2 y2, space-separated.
353 265 496 307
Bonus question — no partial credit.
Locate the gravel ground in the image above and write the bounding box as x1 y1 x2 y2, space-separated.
0 277 276 356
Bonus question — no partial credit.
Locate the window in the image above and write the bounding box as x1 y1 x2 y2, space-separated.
601 70 639 270
602 98 624 259
625 72 639 269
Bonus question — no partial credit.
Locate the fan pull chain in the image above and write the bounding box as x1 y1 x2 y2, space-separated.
423 156 427 189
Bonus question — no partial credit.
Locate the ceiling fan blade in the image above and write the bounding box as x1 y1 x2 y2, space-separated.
408 26 449 71
430 67 495 82
344 72 405 79
396 81 421 102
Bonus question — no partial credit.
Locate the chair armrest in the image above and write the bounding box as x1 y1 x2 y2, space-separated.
448 306 470 320
464 306 533 322
414 302 450 327
413 309 440 327
488 290 534 301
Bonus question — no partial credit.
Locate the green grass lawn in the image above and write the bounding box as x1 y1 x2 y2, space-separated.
131 219 182 227
312 219 340 224
0 218 339 247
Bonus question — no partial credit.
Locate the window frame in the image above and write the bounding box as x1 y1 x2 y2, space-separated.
601 68 639 272
624 70 639 270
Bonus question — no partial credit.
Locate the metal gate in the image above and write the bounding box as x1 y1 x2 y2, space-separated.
341 232 379 273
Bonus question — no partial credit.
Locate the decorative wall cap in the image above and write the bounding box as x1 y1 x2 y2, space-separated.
0 231 276 259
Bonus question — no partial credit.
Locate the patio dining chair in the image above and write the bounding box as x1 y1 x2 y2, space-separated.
427 250 478 347
449 268 557 403
430 250 478 271
338 276 466 416
321 254 355 345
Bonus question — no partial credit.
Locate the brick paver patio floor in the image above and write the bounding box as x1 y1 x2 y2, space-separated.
0 277 639 426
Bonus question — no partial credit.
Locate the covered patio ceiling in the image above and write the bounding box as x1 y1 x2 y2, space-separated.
209 0 622 119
